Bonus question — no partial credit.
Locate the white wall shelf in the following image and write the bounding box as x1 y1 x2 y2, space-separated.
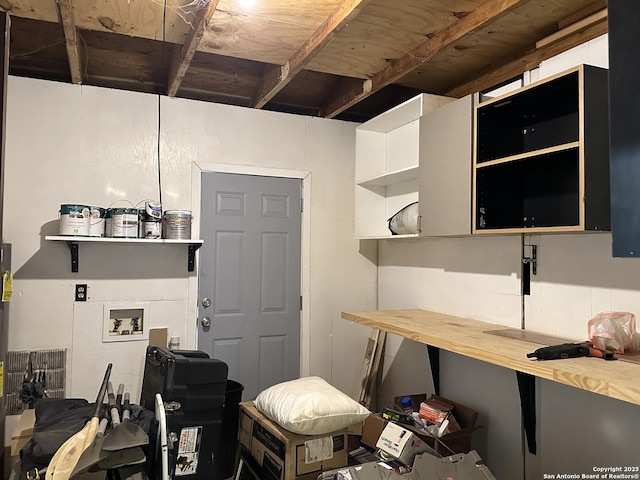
45 235 204 272
357 166 419 188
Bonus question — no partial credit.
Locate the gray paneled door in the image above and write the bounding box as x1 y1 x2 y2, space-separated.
197 171 302 400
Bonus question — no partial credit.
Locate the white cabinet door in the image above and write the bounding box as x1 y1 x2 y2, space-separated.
419 95 474 237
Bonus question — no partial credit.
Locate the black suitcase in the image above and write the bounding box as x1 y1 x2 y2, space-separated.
140 346 229 480
140 346 228 414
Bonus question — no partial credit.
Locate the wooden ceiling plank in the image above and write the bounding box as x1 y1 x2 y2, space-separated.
557 0 606 29
536 8 606 49
445 18 608 98
251 0 374 108
322 0 530 118
55 0 82 84
167 0 220 97
371 0 530 89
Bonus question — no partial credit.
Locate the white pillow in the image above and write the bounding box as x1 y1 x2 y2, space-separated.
254 376 370 435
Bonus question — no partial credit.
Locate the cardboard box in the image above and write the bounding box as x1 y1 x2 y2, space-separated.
375 422 435 466
361 412 388 450
238 401 348 480
367 394 479 456
148 327 168 347
11 409 36 457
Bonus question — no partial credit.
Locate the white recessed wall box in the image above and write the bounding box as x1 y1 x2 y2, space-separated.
102 302 150 343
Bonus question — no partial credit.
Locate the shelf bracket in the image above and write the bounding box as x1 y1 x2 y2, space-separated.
188 243 202 272
522 244 537 275
516 371 537 455
66 241 79 273
426 345 441 396
522 244 537 296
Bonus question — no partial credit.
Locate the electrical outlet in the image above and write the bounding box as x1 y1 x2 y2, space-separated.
75 284 88 301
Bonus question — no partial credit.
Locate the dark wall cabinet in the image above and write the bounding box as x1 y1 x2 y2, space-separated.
0 11 9 479
473 64 610 234
609 0 640 257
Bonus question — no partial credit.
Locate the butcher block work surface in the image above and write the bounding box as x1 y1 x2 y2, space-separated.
341 309 640 406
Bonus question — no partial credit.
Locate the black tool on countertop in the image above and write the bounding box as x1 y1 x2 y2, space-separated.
527 342 615 360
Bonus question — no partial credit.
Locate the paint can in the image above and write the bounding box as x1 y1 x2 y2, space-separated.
89 207 106 237
145 201 162 220
143 219 162 239
109 208 139 238
138 209 145 238
59 204 90 236
162 210 192 239
105 209 113 237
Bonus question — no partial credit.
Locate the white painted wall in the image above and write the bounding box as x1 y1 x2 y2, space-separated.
377 35 640 478
2 78 377 426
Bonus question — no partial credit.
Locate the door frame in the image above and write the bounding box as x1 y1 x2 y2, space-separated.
189 162 311 377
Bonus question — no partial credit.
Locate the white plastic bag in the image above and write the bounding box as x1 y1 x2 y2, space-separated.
587 311 637 354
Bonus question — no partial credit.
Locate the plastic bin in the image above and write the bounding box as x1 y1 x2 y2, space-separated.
215 380 244 479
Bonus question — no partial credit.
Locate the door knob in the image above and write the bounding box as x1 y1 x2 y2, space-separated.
202 298 212 308
201 317 211 328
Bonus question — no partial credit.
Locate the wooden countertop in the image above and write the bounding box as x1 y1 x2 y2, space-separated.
341 309 640 407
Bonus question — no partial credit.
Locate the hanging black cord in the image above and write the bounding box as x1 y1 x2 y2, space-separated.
157 94 162 207
156 0 168 207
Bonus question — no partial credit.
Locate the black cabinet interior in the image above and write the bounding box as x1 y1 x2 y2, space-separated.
476 149 579 230
477 72 579 163
473 64 609 234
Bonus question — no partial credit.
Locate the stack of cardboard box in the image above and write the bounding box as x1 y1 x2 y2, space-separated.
237 402 349 480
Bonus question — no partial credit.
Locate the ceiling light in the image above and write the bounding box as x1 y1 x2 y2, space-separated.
238 0 256 8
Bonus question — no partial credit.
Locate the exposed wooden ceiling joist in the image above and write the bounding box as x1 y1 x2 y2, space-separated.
7 0 607 121
251 0 374 108
55 0 81 84
321 0 531 118
445 7 608 97
167 0 220 98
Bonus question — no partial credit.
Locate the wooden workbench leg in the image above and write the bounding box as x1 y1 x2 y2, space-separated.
516 371 537 455
426 345 440 395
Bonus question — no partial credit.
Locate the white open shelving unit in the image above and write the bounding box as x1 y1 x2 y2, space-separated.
355 93 454 239
45 235 204 272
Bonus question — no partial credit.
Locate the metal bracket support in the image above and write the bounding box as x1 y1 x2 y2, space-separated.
188 243 202 272
523 244 537 275
67 242 79 273
516 371 537 455
427 345 441 396
522 244 537 296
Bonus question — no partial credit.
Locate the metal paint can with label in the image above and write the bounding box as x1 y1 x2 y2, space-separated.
105 209 113 237
59 204 90 236
144 220 162 239
110 208 139 238
162 210 192 239
89 207 106 237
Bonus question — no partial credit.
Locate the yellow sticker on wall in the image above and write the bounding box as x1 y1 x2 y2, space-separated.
2 271 12 302
0 361 4 398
